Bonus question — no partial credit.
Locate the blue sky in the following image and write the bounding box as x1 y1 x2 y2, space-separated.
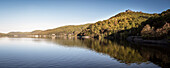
0 0 170 33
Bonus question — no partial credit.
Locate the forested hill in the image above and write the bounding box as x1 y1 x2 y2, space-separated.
78 9 155 38
6 24 91 36
36 24 90 36
78 9 170 40
0 33 6 36
140 9 170 39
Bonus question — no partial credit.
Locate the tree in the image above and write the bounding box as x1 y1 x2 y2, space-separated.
141 24 155 38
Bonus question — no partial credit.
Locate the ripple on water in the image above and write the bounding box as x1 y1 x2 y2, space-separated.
0 38 163 68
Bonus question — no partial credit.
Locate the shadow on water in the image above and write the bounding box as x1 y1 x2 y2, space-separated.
33 37 170 68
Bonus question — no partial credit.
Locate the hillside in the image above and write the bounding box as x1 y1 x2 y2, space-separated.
7 32 31 37
6 24 91 37
78 9 155 38
139 9 170 39
0 33 6 36
36 24 90 36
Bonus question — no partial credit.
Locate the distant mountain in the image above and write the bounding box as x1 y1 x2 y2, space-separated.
6 24 91 37
7 32 31 37
7 30 43 36
37 24 91 36
0 33 6 36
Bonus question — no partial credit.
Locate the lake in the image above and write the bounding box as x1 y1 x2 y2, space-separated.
0 37 169 68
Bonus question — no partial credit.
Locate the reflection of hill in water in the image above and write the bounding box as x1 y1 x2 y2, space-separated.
34 37 170 68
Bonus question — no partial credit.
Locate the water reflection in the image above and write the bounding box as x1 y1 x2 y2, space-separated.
39 37 170 68
0 37 169 68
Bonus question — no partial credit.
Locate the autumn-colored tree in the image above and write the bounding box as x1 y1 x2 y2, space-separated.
141 24 155 37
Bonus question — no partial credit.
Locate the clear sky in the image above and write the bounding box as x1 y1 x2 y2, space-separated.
0 0 170 33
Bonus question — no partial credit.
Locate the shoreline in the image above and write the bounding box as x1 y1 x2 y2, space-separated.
127 36 170 46
1 35 170 46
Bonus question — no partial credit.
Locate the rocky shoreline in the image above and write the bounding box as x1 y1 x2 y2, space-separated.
127 36 170 46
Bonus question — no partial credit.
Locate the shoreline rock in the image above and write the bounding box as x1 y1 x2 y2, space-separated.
127 36 170 45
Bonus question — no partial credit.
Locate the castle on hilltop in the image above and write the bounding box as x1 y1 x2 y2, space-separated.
126 9 133 12
125 9 143 13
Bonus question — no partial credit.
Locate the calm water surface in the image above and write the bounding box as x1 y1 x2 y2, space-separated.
0 37 169 68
